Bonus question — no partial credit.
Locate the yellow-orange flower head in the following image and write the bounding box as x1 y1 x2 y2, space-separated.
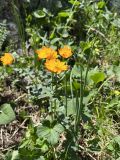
0 53 14 65
45 59 68 74
35 46 58 60
59 45 72 58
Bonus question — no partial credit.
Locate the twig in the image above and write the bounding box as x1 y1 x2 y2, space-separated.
10 119 27 139
0 128 4 148
79 145 96 160
5 127 8 142
0 145 16 152
87 152 97 160
14 93 27 102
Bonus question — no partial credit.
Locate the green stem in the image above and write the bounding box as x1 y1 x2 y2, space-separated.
51 73 54 120
79 66 83 117
75 65 83 133
65 72 67 116
84 64 89 91
75 90 80 133
64 141 72 160
65 0 78 27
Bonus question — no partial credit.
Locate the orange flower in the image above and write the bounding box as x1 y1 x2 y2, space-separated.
0 53 14 65
35 46 58 60
59 45 72 58
45 59 57 73
45 59 68 74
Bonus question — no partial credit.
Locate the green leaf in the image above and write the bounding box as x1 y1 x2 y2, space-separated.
62 29 69 38
54 123 64 133
37 122 64 145
80 41 92 53
114 136 120 146
48 129 59 145
98 1 105 9
114 65 120 82
37 126 50 137
0 104 16 125
112 19 120 28
4 150 19 160
71 65 81 77
58 12 69 17
90 72 106 84
36 156 45 160
11 151 19 160
72 81 80 90
66 98 76 116
43 8 52 17
33 10 46 18
107 143 114 151
69 0 80 6
51 38 61 44
41 143 48 153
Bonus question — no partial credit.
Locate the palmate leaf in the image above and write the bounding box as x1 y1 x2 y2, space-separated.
0 103 16 125
37 121 64 145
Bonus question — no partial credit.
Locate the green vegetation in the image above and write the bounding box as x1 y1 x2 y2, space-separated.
0 0 120 160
